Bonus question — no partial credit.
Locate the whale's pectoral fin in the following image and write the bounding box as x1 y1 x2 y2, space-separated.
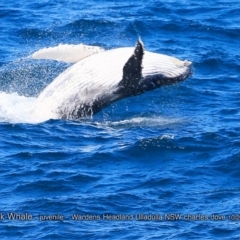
31 44 104 63
117 40 144 95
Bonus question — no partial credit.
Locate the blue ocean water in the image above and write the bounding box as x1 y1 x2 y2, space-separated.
0 0 240 239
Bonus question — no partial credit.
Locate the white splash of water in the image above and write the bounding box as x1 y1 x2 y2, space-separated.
105 116 183 128
0 91 39 123
0 92 184 126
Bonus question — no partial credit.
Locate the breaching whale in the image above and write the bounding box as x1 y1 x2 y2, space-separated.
32 40 192 121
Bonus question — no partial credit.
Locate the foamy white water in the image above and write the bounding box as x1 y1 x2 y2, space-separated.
104 116 183 128
0 91 184 126
0 92 38 123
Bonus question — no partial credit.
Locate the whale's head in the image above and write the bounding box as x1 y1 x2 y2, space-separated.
116 40 192 97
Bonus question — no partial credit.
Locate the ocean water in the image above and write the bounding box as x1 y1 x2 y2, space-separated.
0 0 240 239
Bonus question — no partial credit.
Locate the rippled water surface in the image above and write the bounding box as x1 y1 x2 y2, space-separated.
0 0 240 239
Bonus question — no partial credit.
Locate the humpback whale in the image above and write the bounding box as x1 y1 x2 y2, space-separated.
32 40 192 120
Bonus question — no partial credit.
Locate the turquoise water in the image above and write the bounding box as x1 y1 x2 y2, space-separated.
0 0 240 239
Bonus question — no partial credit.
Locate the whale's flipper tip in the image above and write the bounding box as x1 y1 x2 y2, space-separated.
135 39 144 61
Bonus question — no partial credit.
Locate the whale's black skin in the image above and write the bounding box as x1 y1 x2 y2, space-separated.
118 40 144 95
33 40 192 121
